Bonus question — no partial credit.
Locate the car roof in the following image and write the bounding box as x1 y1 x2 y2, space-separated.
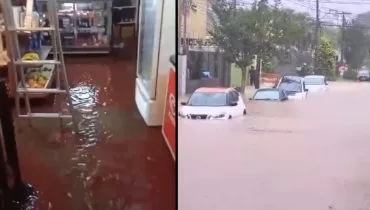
281 76 303 83
358 70 370 73
304 75 325 79
283 73 299 76
283 75 302 79
256 88 280 92
195 87 235 93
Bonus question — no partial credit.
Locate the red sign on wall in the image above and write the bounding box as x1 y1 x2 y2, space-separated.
162 67 176 160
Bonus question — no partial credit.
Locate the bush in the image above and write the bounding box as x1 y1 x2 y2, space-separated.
326 76 338 81
325 70 337 81
342 70 357 80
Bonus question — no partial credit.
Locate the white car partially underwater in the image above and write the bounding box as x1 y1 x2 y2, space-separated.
304 75 328 93
277 75 308 100
179 87 247 120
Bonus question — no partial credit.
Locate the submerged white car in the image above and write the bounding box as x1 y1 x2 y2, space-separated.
277 75 308 100
304 75 328 93
179 87 247 120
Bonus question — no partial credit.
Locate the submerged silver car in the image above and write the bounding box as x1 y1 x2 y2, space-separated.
357 70 370 81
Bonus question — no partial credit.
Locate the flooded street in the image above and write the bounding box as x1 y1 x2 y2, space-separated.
179 82 370 210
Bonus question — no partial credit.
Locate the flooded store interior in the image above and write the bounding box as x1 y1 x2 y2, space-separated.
0 0 175 209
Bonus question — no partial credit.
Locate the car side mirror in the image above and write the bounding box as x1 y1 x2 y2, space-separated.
230 101 238 106
249 97 253 100
180 102 187 105
304 88 309 92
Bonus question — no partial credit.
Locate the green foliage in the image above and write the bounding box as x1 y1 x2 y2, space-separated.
210 0 266 92
344 21 370 70
272 8 313 50
321 27 340 48
261 53 274 72
342 70 358 80
210 0 317 91
342 12 370 69
315 37 336 77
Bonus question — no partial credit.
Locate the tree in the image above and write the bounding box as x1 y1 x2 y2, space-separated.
210 1 258 93
209 0 315 91
315 37 336 77
344 17 370 70
252 0 278 73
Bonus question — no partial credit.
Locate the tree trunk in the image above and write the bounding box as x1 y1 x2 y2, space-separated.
240 67 247 95
256 55 262 89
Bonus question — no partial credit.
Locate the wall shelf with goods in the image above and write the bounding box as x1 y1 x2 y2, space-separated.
0 1 63 99
111 0 138 49
55 0 113 54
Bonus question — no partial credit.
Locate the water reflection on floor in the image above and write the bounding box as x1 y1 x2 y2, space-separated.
13 55 175 210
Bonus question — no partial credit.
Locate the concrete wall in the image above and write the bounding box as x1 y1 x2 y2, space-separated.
179 0 209 39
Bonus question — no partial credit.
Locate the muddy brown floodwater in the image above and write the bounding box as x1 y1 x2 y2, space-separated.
9 54 175 210
179 82 370 210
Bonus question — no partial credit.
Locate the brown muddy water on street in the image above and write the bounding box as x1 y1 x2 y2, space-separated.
179 82 370 210
9 55 175 210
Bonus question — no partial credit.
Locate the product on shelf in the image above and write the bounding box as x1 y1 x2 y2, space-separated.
22 52 40 61
25 72 47 88
55 2 111 53
0 29 10 66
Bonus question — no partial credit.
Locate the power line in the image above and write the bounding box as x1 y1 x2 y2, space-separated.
320 1 370 5
284 0 336 13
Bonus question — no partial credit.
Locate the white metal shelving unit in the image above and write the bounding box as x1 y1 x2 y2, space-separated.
0 0 76 122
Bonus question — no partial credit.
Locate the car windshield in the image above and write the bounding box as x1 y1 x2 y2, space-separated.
253 90 280 100
305 77 325 85
278 81 302 92
187 92 228 106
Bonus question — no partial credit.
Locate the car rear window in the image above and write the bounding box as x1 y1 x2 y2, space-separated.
253 90 280 100
305 77 325 85
278 81 302 93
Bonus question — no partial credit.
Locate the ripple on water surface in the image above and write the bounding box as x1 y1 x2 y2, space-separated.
14 82 148 210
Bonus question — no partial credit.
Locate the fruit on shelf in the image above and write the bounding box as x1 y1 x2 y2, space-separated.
25 73 47 88
22 52 40 61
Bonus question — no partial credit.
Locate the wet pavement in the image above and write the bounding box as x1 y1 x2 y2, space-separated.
11 53 175 210
179 81 370 210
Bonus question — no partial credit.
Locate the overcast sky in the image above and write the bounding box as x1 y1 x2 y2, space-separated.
234 0 370 24
235 0 370 16
282 0 370 16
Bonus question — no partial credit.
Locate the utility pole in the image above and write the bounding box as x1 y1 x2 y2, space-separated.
178 0 182 54
182 0 189 55
314 0 320 71
339 11 351 64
